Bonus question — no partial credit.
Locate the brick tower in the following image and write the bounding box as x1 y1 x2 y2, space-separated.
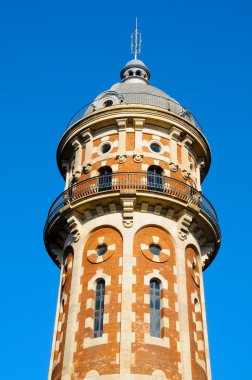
44 27 221 380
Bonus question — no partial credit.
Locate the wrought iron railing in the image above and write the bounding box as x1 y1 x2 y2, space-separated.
44 173 220 236
66 92 201 131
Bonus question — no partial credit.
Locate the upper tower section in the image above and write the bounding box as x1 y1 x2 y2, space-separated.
44 24 220 269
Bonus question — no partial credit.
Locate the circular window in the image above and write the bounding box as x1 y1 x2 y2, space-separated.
97 244 108 256
150 142 162 153
149 244 161 255
101 143 112 154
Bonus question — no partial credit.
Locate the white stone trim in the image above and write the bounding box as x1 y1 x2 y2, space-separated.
87 270 111 291
61 240 84 378
48 264 63 380
143 271 168 290
144 333 170 348
119 228 134 375
84 334 108 348
116 118 127 158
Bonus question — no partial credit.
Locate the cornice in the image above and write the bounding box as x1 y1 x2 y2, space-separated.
56 105 211 179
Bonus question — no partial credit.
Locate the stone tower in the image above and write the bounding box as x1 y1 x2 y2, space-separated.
44 54 221 380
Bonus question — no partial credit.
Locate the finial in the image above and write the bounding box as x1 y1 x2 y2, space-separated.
131 17 142 59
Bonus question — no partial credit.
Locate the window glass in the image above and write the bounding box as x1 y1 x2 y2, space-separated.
101 143 111 154
150 142 162 153
97 244 107 256
150 279 161 338
149 244 161 255
94 279 105 338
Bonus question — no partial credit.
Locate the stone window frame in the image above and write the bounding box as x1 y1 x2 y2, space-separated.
84 271 111 348
143 272 170 348
97 140 113 156
93 278 105 338
150 278 162 338
148 139 164 154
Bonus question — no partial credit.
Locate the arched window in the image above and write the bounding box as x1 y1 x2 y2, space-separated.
98 166 112 191
150 279 161 337
94 279 105 338
147 165 163 191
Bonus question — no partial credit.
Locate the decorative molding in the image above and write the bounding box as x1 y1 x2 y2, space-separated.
71 136 82 150
116 154 127 163
177 210 194 241
116 118 128 131
201 243 215 268
120 196 136 228
83 162 92 173
66 212 82 242
133 117 145 130
72 171 81 181
169 162 179 172
182 135 194 148
81 128 92 144
181 169 191 179
133 151 144 163
169 126 181 141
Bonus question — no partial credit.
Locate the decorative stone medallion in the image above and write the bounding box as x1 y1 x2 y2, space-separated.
85 228 117 263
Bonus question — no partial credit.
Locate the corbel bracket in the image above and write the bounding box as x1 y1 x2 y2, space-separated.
120 193 136 228
177 210 194 241
67 212 82 242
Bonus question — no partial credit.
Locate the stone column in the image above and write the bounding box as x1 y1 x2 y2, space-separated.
71 137 82 180
82 129 93 173
62 216 86 379
169 127 181 172
48 260 63 380
116 118 127 163
196 158 205 192
181 135 193 180
119 227 135 374
133 118 145 163
176 237 193 380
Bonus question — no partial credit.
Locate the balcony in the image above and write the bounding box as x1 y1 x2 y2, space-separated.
44 173 221 240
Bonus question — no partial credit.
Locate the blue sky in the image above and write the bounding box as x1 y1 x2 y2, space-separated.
1 0 251 379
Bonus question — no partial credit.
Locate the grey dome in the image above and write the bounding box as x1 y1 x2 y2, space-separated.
88 59 180 113
110 82 178 103
120 59 151 82
67 59 201 131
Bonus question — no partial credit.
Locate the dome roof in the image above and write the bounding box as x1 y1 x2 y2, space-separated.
109 81 178 103
67 59 201 131
87 59 180 113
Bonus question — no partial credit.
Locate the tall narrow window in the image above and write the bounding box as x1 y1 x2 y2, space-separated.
94 279 105 338
150 279 161 337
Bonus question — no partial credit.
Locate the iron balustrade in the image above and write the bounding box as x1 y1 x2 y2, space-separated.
44 173 220 237
66 92 201 131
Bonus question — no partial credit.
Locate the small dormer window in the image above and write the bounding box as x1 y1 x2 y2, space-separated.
129 71 133 76
136 70 141 76
103 100 113 107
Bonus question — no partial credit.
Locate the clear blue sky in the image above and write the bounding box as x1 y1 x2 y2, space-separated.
1 0 251 379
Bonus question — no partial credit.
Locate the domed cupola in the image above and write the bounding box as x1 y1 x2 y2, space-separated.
120 59 151 83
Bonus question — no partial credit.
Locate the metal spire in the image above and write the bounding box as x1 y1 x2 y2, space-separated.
131 17 142 59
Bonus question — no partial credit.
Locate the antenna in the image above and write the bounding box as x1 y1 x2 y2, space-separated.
131 17 142 59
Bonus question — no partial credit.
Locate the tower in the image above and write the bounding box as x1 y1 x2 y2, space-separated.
44 27 221 380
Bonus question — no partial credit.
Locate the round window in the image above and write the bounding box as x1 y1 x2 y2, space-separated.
149 244 161 255
101 143 112 154
150 142 162 153
97 244 108 256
